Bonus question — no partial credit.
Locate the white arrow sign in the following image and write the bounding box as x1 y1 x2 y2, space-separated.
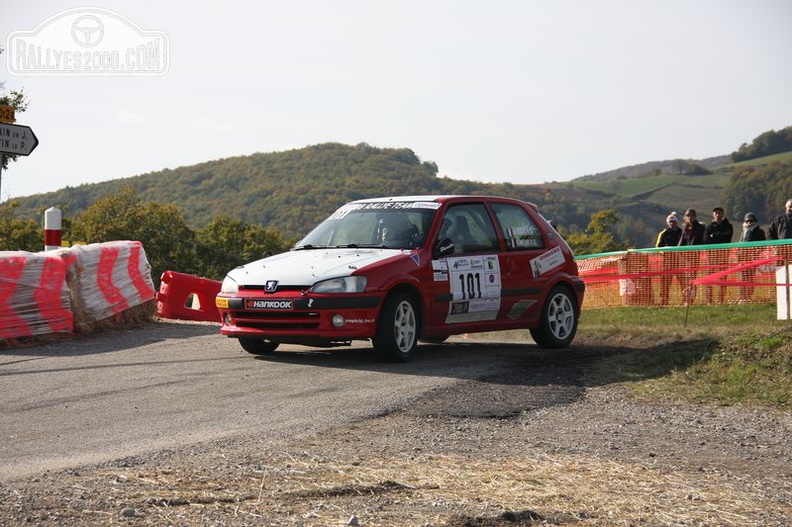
0 123 39 156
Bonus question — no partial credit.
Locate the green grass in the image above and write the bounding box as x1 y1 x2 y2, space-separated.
580 304 792 407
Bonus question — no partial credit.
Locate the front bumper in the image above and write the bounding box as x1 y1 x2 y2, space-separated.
216 292 383 342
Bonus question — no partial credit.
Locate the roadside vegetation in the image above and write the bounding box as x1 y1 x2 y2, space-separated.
579 304 792 408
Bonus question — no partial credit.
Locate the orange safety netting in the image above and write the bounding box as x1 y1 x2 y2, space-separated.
576 240 792 309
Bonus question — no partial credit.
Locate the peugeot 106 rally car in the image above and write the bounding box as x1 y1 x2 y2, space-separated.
216 195 585 362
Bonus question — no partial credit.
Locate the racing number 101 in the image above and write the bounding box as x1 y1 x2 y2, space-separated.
458 272 482 300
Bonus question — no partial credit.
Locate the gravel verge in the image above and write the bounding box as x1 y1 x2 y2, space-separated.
1 337 790 526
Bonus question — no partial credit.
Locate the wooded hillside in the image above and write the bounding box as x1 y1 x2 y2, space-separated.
13 129 792 249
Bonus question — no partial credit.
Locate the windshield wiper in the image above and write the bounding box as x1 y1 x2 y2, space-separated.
294 244 326 251
336 243 392 248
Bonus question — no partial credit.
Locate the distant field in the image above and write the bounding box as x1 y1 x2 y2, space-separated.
570 171 732 214
571 175 684 196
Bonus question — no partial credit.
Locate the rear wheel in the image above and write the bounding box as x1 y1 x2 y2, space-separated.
530 286 578 349
374 292 418 362
238 337 279 355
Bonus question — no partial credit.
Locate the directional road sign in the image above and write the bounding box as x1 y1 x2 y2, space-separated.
0 123 39 156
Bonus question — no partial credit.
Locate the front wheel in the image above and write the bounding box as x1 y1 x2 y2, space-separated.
238 337 279 355
530 286 578 349
373 292 418 362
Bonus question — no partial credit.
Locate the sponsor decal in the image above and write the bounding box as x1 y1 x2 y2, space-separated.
450 301 469 315
507 299 536 320
329 203 362 220
445 255 501 323
433 271 448 282
246 299 293 310
410 254 421 266
410 201 442 209
432 259 448 271
530 246 565 278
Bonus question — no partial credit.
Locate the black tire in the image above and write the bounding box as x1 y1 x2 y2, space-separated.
238 337 279 355
530 285 578 349
373 292 418 362
420 335 449 344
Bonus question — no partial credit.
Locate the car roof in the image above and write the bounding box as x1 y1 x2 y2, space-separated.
349 195 536 207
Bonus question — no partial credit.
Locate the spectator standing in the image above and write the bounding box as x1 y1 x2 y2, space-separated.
678 209 706 246
768 198 792 240
704 207 734 304
656 212 682 247
677 208 705 304
738 212 766 303
656 213 682 305
704 207 733 244
740 212 766 242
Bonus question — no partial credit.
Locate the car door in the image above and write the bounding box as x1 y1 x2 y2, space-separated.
488 202 554 323
428 203 504 330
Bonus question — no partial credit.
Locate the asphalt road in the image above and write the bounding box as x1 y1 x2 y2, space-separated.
0 323 547 482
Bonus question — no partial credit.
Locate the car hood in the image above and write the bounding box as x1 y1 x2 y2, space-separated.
225 248 409 286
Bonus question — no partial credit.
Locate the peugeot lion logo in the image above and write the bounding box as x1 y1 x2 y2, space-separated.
264 280 278 293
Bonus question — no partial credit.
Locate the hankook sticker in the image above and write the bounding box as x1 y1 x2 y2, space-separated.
246 299 293 310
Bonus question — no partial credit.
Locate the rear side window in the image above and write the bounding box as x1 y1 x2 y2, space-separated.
491 203 544 250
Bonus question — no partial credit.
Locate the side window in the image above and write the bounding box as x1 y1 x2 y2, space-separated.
440 204 499 254
491 203 544 250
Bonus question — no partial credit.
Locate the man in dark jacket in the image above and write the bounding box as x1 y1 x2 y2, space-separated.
768 199 792 240
704 207 734 304
704 207 733 244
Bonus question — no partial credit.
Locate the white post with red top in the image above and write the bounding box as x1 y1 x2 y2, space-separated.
44 206 62 251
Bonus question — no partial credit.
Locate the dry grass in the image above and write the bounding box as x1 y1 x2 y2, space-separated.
14 446 788 526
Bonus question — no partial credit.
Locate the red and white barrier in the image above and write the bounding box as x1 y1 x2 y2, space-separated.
59 240 156 323
156 271 222 322
44 207 62 251
0 251 73 339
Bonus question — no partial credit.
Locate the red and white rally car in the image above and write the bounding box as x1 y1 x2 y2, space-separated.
216 195 585 361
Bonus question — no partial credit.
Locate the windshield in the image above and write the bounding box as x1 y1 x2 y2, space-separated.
295 201 439 250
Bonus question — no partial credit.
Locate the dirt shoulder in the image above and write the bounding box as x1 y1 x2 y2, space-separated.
1 338 790 526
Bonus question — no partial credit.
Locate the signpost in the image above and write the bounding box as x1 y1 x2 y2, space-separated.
0 121 39 202
0 106 15 123
0 123 38 157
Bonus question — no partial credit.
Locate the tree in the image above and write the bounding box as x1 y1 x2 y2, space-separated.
0 200 40 251
562 209 630 255
69 186 197 284
0 47 30 173
195 215 293 280
730 126 792 162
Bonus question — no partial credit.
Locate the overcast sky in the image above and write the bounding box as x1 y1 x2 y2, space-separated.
1 0 791 201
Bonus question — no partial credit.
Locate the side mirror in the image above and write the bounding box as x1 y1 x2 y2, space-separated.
433 238 455 258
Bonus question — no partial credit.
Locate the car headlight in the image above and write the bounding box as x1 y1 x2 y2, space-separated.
311 276 367 294
221 276 238 294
